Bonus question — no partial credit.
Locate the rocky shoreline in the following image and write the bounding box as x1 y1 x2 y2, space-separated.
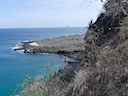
13 34 85 60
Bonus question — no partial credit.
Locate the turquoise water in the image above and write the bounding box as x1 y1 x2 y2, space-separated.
0 27 86 96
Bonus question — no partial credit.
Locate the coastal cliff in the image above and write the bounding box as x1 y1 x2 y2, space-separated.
17 0 128 96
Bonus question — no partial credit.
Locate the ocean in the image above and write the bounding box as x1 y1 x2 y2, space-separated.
0 27 86 96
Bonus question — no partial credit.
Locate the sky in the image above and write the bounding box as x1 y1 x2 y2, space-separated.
0 0 106 28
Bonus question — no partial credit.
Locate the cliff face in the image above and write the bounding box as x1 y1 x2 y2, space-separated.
83 0 128 65
17 0 128 96
64 0 128 96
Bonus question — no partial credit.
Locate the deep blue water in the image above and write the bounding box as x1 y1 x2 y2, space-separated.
0 27 86 96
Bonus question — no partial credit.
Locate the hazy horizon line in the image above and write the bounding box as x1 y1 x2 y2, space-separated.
0 26 87 29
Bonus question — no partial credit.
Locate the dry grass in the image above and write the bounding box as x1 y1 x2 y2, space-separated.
18 75 67 96
63 39 128 96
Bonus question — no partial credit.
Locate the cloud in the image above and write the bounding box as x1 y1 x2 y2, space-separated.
0 0 106 28
24 0 104 11
24 0 85 10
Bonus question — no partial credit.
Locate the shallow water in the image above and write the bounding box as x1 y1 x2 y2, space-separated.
0 27 86 96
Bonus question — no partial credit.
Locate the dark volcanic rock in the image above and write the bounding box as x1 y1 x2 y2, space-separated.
57 51 70 55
